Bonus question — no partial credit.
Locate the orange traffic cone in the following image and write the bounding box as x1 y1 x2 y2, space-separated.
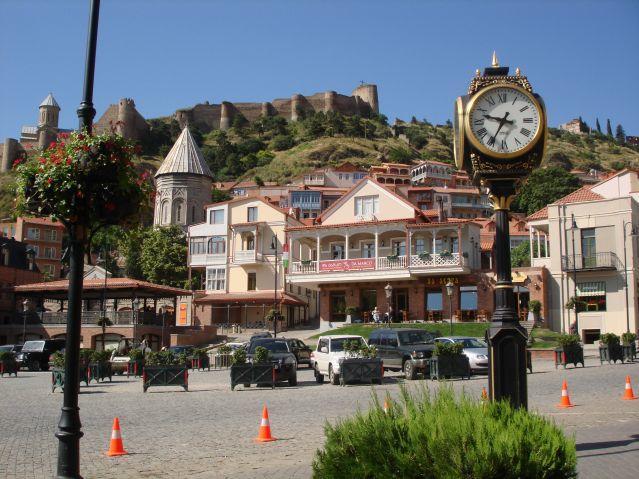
621 376 638 400
481 387 488 402
556 380 574 408
383 399 390 414
255 405 276 442
106 417 128 456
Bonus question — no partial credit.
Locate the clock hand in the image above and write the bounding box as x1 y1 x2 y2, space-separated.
483 114 514 124
489 112 510 145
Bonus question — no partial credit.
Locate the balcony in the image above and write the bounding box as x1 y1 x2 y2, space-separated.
4 310 168 327
233 250 263 264
190 253 226 267
561 252 621 272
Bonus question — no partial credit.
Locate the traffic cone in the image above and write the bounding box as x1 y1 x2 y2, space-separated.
481 387 488 402
556 380 574 408
621 376 638 400
255 405 276 442
106 417 128 456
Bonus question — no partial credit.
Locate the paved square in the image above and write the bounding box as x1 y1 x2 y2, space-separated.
1 358 638 478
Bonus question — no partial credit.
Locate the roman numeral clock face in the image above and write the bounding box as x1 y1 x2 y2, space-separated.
468 86 541 156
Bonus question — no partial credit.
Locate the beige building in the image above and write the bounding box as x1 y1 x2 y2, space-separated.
527 170 639 342
188 196 316 330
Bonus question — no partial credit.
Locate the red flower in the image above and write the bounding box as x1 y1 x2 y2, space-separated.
66 158 72 165
47 178 53 184
39 157 46 164
49 141 57 148
12 158 22 167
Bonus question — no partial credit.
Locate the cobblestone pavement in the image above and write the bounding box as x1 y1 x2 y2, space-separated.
0 358 638 478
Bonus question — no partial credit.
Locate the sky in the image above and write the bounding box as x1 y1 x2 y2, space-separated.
1 0 638 141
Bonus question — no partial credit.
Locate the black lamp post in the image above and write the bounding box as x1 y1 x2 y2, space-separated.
445 281 454 335
306 289 312 323
22 298 30 344
569 214 579 335
271 235 278 338
384 283 393 324
56 1 100 476
132 297 140 341
623 221 638 333
98 243 109 350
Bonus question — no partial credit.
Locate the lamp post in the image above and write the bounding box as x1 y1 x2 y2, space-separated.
446 281 454 335
98 244 109 350
22 298 31 344
132 297 140 343
623 221 638 333
569 214 579 335
271 235 278 338
305 289 312 323
384 283 393 324
56 2 101 475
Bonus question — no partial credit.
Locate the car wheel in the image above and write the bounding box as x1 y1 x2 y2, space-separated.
403 360 417 380
314 366 324 384
289 372 298 386
329 365 339 385
28 360 40 372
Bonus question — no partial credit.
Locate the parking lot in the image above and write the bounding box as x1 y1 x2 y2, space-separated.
1 358 638 479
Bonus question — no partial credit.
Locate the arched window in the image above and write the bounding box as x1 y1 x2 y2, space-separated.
245 234 255 251
173 199 185 224
161 200 169 224
191 205 196 223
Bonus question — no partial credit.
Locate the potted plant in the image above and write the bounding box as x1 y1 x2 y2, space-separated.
386 254 399 262
418 252 432 262
621 332 637 361
127 348 145 377
0 351 19 377
599 333 624 364
428 342 470 380
528 300 542 323
301 259 312 266
337 340 383 386
88 349 112 383
345 306 359 323
51 351 90 392
440 250 453 258
190 348 211 371
554 334 584 369
142 350 189 392
230 346 275 390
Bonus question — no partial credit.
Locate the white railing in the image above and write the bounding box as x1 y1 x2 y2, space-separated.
190 253 226 266
290 261 318 274
234 250 257 263
410 252 461 267
376 255 407 270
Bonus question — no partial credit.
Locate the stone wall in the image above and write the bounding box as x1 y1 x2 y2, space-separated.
94 98 150 141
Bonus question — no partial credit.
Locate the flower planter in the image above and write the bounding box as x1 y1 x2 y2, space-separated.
338 358 383 386
126 359 144 377
428 355 471 380
0 359 19 377
599 344 624 364
51 367 89 393
142 365 189 392
190 356 211 371
622 343 636 362
87 361 112 383
230 363 275 390
554 345 585 369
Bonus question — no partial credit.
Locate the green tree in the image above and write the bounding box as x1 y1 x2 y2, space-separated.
140 226 188 287
606 119 613 137
511 241 531 268
210 188 231 204
254 175 264 186
545 151 573 170
117 226 146 280
387 146 414 164
595 118 601 133
511 167 581 216
616 124 626 145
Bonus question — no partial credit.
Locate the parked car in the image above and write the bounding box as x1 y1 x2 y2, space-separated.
434 336 488 374
250 331 272 341
368 328 436 380
310 335 367 385
110 337 145 375
0 344 23 354
280 338 312 367
168 345 195 356
225 342 247 352
246 338 297 385
17 339 66 371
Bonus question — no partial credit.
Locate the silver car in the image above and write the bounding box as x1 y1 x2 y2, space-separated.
435 336 488 374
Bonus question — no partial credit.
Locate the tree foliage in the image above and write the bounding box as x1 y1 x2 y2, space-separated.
512 167 581 216
139 225 188 287
606 119 613 137
117 226 146 280
616 124 626 145
511 241 531 268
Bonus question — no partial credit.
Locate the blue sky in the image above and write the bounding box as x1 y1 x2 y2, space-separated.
1 0 638 140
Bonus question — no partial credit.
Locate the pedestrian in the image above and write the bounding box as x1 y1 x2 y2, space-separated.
372 306 380 323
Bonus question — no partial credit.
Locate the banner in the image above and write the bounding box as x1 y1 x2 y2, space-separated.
319 258 375 272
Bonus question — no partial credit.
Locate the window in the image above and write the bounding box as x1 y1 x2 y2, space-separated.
161 201 169 224
577 282 606 311
361 289 377 312
43 247 56 259
26 245 39 257
44 229 58 241
190 237 206 255
392 240 406 256
245 234 255 251
27 228 40 240
175 202 183 223
42 264 55 278
331 243 345 260
361 242 375 258
460 286 478 310
581 228 596 267
209 209 224 224
247 273 256 291
207 236 226 254
415 238 425 254
191 205 196 223
338 173 343 180
2 227 8 237
354 195 379 216
329 291 346 322
206 267 226 291
247 207 258 222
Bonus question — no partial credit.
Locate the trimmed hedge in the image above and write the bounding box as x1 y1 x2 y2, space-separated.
312 386 576 479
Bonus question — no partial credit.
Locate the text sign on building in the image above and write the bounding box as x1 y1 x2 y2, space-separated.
319 258 376 272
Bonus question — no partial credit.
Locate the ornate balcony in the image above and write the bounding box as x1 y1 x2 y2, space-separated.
561 252 621 272
233 250 263 264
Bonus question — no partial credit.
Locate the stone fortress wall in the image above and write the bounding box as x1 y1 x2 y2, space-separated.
93 98 150 141
175 84 379 133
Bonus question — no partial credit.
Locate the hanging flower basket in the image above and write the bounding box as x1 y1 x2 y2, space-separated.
15 131 152 229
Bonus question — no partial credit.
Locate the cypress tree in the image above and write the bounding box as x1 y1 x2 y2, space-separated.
595 118 601 133
616 124 626 145
606 119 613 137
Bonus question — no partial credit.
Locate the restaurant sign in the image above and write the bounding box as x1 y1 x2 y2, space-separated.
319 258 376 272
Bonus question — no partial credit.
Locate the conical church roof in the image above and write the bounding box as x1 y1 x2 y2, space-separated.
155 127 213 178
40 93 59 108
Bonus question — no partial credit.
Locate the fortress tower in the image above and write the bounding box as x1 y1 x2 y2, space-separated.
153 126 213 230
352 84 379 115
37 93 60 149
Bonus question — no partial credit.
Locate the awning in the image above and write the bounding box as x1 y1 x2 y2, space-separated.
512 272 528 284
195 290 307 306
577 282 605 297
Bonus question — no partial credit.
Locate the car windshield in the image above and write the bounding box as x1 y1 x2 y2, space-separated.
22 341 45 352
454 338 486 348
249 341 290 353
331 338 363 352
0 345 11 352
398 331 434 345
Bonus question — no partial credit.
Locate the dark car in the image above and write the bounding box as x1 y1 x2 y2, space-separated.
281 338 312 367
368 328 436 380
249 331 272 342
246 338 297 385
0 344 23 354
17 339 66 371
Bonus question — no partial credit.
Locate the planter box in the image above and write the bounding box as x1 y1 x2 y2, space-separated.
230 363 274 390
338 358 383 386
142 365 189 392
428 355 471 380
190 356 210 371
622 343 636 362
428 354 470 379
214 354 233 369
599 344 624 364
126 359 144 377
88 361 112 383
51 367 89 393
554 346 585 369
0 359 19 377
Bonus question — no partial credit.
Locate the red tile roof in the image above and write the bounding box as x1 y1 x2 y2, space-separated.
526 185 604 221
195 291 306 306
18 217 64 227
287 218 419 232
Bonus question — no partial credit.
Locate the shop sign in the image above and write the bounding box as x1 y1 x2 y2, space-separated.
423 276 460 286
319 258 376 272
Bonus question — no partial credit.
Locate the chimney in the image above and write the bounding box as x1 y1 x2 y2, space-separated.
437 197 446 223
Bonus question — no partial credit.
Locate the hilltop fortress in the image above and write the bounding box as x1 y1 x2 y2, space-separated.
174 83 379 132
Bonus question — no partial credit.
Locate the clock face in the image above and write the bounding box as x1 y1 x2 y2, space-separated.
468 86 541 155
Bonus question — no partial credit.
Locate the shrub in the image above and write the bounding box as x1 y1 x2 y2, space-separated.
621 332 637 345
145 350 187 366
90 350 112 362
528 300 542 315
599 332 620 345
231 348 246 365
433 341 464 356
51 351 65 368
312 386 577 479
192 348 208 359
271 134 295 151
0 351 16 361
218 344 232 354
557 334 580 349
79 349 95 363
128 349 144 360
254 346 270 364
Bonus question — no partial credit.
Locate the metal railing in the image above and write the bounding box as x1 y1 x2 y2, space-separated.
561 252 621 271
233 250 259 263
376 255 408 269
410 252 462 267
